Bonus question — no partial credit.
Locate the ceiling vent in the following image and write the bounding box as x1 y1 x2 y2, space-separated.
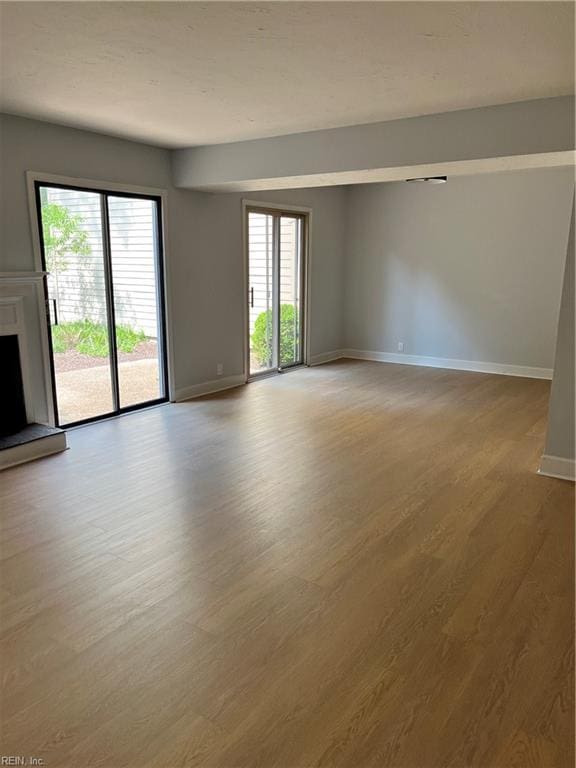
406 175 447 184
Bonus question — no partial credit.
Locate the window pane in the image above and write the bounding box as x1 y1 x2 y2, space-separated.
107 196 164 408
279 216 302 367
248 211 275 374
39 186 114 425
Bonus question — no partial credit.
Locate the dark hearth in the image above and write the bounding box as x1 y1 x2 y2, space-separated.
1 334 28 437
0 422 64 452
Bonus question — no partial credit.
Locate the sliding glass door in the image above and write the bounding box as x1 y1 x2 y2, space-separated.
35 182 168 427
247 207 306 378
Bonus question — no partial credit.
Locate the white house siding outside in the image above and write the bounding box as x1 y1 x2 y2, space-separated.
44 187 160 339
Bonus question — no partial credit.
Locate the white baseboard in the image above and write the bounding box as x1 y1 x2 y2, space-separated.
309 350 344 366
340 349 553 380
175 374 246 402
0 431 67 471
538 454 576 482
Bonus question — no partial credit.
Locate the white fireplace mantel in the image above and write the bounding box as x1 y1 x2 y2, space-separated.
0 272 48 280
0 272 54 426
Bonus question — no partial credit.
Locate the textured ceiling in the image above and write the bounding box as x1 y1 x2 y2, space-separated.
0 2 573 148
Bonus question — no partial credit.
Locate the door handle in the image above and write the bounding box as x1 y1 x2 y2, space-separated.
47 298 58 325
250 287 254 308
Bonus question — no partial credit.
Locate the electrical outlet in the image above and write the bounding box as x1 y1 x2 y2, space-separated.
216 363 223 376
397 342 404 352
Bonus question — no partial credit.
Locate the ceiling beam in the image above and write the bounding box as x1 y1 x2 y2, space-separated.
172 97 575 192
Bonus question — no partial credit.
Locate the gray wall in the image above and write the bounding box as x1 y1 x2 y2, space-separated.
0 114 346 407
0 115 173 273
343 168 574 369
167 186 346 391
1 114 177 423
174 96 575 190
1 113 572 448
544 195 575 461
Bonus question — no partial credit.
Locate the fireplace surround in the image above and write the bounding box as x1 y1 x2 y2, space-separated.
0 273 66 469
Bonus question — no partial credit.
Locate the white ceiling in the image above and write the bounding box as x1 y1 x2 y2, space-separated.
0 2 573 148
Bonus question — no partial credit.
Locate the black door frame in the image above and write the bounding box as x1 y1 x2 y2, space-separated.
34 180 170 428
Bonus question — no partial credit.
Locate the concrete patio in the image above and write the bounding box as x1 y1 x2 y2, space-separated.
54 356 161 424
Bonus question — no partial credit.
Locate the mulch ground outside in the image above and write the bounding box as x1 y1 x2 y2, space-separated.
54 340 158 373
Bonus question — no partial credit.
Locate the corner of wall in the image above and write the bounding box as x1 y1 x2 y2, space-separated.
541 188 575 479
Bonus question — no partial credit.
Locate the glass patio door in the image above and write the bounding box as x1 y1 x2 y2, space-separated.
247 208 306 378
35 182 168 427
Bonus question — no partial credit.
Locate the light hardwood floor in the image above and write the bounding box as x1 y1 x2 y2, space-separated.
1 360 574 767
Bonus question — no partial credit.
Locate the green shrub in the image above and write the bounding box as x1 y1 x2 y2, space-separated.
51 332 68 354
51 320 147 357
116 324 147 354
41 202 90 274
76 323 110 357
252 304 299 366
